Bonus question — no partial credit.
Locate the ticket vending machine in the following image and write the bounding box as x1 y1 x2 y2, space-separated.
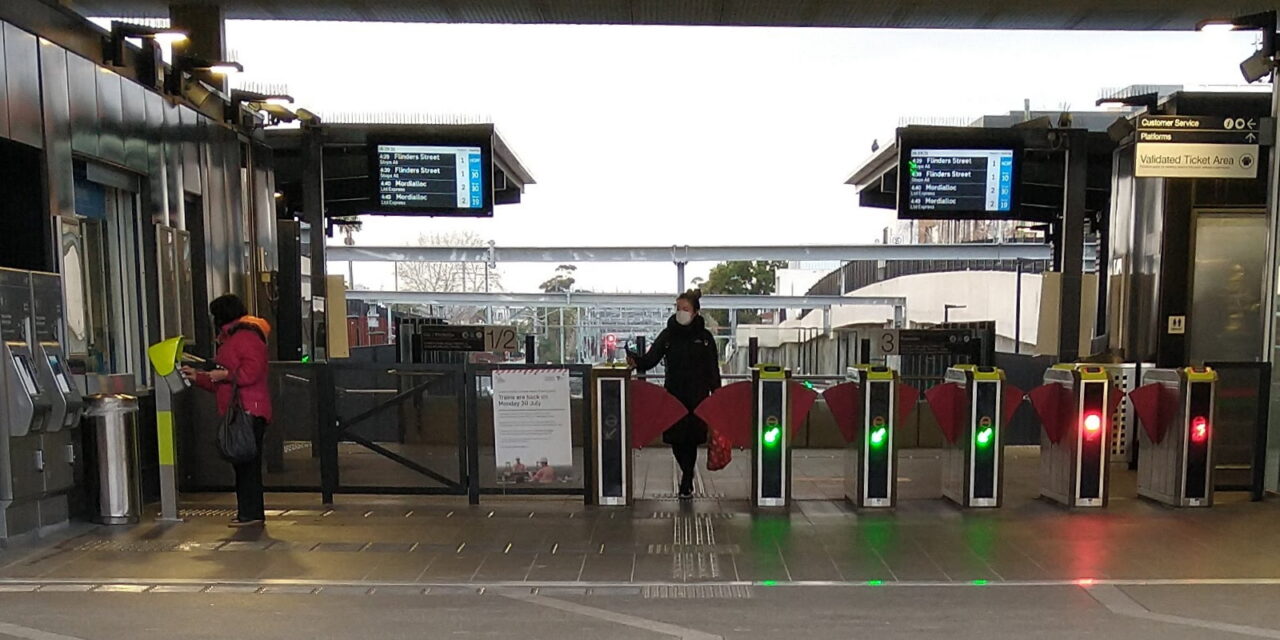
841 366 901 509
29 272 80 525
0 269 52 537
29 272 82 527
940 365 1008 508
1134 367 1217 508
753 365 791 509
1035 364 1115 508
591 364 632 506
148 336 189 522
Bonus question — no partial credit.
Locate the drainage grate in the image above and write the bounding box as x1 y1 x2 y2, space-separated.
649 512 735 519
641 585 753 599
647 544 740 555
178 508 238 518
75 540 190 553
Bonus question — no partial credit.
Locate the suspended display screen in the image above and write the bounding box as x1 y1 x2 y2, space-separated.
896 128 1023 220
369 139 493 217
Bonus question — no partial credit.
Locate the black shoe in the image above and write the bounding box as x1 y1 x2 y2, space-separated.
229 518 265 528
678 476 694 499
678 488 693 500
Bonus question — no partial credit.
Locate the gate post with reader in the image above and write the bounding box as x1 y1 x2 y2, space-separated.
1033 364 1115 508
590 364 632 506
940 365 1008 508
147 336 188 522
1133 367 1216 507
753 364 791 509
843 366 900 509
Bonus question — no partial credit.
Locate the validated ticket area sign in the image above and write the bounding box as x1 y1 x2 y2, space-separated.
1135 115 1262 179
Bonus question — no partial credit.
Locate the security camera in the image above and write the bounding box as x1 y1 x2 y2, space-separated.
1240 49 1274 84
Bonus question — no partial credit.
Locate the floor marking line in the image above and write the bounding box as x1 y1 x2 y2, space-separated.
1087 585 1280 639
0 621 89 640
505 593 723 640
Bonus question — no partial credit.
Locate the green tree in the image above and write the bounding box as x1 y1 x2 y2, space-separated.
700 260 787 325
536 265 581 363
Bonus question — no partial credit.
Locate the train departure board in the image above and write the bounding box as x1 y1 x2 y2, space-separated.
905 149 1013 214
373 143 490 216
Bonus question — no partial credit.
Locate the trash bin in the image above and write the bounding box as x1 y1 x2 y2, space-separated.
84 394 141 525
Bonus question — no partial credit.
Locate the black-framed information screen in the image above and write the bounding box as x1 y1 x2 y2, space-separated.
896 128 1022 220
370 138 494 216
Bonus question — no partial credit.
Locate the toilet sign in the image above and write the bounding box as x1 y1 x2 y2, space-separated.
1135 115 1262 179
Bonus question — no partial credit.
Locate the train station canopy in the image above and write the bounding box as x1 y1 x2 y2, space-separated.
65 0 1277 30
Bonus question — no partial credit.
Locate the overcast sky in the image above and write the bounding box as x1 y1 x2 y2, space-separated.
220 22 1259 293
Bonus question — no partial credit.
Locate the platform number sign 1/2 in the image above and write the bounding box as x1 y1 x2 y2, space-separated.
484 326 519 352
1167 315 1186 335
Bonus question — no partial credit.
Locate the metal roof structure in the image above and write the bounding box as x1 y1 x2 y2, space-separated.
346 290 904 310
327 242 1054 264
66 0 1273 30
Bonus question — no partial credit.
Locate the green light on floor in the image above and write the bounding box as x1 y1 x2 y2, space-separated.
971 580 989 586
870 426 887 447
976 427 994 446
866 580 885 586
764 426 781 446
301 354 312 363
761 580 778 587
803 380 815 390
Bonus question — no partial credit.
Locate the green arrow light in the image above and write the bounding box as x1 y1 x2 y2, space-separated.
976 427 994 446
764 426 781 446
870 426 887 447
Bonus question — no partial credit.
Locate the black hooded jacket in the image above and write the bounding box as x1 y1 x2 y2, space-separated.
632 314 722 445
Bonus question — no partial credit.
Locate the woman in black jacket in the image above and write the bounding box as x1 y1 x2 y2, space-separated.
628 289 722 498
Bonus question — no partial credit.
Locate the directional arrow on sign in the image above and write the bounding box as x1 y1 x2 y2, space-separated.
1248 119 1258 129
1247 133 1258 143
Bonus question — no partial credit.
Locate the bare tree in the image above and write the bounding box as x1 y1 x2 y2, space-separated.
395 231 502 324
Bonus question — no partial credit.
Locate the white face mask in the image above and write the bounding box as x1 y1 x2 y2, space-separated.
676 310 694 326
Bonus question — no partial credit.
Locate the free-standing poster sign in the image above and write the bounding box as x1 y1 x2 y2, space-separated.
492 369 573 485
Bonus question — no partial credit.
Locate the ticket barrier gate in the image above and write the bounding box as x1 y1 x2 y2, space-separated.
929 365 1021 508
1130 367 1217 508
822 366 916 510
148 336 192 522
752 365 792 508
1029 364 1120 508
0 269 57 537
691 365 816 510
589 364 687 506
591 364 633 506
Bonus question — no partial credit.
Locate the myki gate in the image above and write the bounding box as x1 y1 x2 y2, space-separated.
752 365 790 508
591 364 633 506
1030 364 1121 508
822 366 917 509
1130 367 1217 508
694 364 817 510
589 363 686 506
927 365 1022 508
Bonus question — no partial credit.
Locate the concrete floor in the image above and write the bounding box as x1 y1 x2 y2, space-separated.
0 447 1278 639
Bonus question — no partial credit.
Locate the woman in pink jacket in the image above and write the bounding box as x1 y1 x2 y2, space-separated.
181 294 273 527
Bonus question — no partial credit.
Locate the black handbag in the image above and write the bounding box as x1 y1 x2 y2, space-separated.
217 384 258 464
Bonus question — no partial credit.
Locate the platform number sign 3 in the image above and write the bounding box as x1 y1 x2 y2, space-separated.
875 330 899 356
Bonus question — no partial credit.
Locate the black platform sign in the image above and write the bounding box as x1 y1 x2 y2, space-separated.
1136 116 1261 145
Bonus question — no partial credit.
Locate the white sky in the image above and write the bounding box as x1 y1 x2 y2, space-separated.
220 22 1260 293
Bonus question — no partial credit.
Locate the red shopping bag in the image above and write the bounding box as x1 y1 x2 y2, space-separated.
707 428 733 471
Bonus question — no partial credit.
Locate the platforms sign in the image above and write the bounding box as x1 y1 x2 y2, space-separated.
1135 116 1261 179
